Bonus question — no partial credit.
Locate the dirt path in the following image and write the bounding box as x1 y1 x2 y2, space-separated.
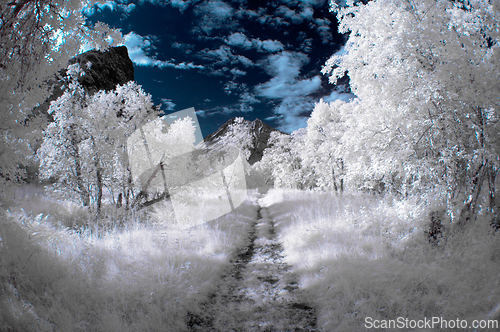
188 196 317 331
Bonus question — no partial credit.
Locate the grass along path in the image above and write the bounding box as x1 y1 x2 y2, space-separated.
0 185 258 331
263 189 500 331
188 194 317 331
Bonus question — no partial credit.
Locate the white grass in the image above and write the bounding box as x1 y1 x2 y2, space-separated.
262 188 500 332
0 184 259 331
3 183 500 331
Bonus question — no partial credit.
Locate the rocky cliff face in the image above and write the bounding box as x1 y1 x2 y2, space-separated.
69 46 135 95
202 118 285 165
35 46 135 118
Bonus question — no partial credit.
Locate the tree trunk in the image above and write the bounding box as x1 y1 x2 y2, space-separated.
458 161 488 227
117 192 123 208
96 166 103 216
125 167 133 210
332 167 338 192
339 159 344 192
488 165 499 228
69 125 90 207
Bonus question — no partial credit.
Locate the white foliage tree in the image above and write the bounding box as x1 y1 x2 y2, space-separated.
149 116 197 191
301 99 347 192
320 0 500 223
258 130 311 189
165 117 196 155
0 0 121 182
38 65 156 214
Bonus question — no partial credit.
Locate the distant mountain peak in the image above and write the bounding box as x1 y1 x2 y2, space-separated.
202 117 284 165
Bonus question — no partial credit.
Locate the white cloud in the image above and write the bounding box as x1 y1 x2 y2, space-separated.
262 51 309 78
223 81 239 95
195 0 234 35
99 1 118 11
256 52 322 99
230 68 247 77
272 96 315 133
312 18 332 44
275 4 315 23
265 115 280 121
198 45 233 68
174 62 205 69
301 38 313 52
127 0 194 12
258 76 322 99
171 42 195 54
83 1 136 16
254 39 285 53
169 0 191 11
218 103 255 114
252 51 325 132
235 7 260 19
198 46 255 76
226 32 253 48
299 6 314 20
206 0 233 17
120 3 136 14
237 55 254 67
196 109 206 117
297 0 327 6
221 106 238 114
322 89 355 103
226 33 284 53
124 32 157 66
83 0 117 15
239 92 260 105
161 98 177 111
277 5 305 24
195 105 240 117
124 32 204 70
239 103 254 113
260 14 288 27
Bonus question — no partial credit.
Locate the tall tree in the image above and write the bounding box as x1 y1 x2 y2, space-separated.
0 0 121 182
321 0 500 222
258 130 311 189
302 100 346 192
38 65 156 214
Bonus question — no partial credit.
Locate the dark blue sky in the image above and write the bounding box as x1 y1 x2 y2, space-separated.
85 0 351 136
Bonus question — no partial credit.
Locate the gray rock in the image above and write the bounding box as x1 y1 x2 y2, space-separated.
69 45 134 95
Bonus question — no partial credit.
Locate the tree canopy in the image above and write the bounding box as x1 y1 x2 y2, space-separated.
0 0 121 181
260 0 500 224
38 65 158 213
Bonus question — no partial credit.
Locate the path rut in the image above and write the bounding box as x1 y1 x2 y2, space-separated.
187 196 317 332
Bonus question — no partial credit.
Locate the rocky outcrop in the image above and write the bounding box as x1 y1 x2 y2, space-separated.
203 118 285 165
68 46 134 95
34 46 135 118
